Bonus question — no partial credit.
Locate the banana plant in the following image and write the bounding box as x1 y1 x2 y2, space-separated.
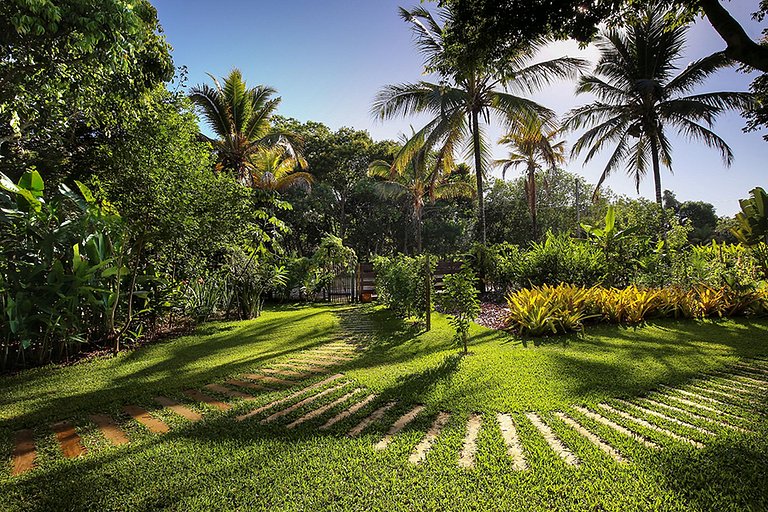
732 187 768 279
581 206 638 257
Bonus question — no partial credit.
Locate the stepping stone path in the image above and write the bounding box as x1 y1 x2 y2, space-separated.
123 405 170 434
5 307 767 477
89 414 130 446
51 421 86 458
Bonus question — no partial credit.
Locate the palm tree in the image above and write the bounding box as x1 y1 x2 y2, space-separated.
563 6 754 206
189 68 304 187
368 132 474 253
372 6 587 243
494 118 566 240
249 146 312 193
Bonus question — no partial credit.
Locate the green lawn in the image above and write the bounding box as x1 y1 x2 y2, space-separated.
1 304 767 511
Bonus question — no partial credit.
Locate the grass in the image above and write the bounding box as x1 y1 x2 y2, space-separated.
1 303 767 511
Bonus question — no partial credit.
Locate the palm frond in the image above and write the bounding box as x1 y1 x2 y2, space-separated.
664 51 732 96
507 57 590 94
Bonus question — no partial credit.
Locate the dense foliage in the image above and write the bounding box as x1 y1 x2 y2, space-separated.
372 254 435 320
506 282 768 336
437 265 481 352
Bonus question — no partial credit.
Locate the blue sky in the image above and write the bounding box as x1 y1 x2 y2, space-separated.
154 0 767 215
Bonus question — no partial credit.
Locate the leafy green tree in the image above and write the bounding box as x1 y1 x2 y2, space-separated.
494 119 566 240
484 169 612 246
442 0 768 73
369 134 475 253
273 118 398 242
438 265 481 353
0 0 174 181
249 146 312 193
189 69 304 186
564 6 754 206
372 6 587 243
664 190 719 244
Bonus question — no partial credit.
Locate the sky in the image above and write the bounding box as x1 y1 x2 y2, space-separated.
153 0 767 216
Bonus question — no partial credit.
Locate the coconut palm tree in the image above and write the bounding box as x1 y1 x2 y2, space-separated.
563 6 754 206
368 132 474 253
372 6 587 243
494 118 566 240
249 146 312 193
189 68 304 187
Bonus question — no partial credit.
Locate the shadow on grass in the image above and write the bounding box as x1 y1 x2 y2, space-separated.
542 319 768 400
0 306 343 429
2 304 768 511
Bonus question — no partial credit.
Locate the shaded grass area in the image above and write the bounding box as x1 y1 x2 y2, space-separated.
1 304 767 511
345 306 768 413
0 304 339 427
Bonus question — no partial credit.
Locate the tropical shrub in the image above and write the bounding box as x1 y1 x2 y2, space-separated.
520 232 607 287
437 266 481 352
373 254 435 319
732 187 768 279
0 170 141 368
224 249 288 320
505 283 767 336
466 242 524 294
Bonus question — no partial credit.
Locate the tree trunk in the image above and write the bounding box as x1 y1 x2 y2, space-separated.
471 110 486 244
699 0 768 72
650 138 663 207
528 164 538 241
338 193 347 239
415 207 423 254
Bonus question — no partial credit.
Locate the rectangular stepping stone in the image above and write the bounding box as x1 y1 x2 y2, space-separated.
286 389 362 429
458 413 482 469
122 405 170 434
689 384 760 407
496 413 527 471
347 401 397 437
226 379 269 391
713 371 767 388
659 393 746 421
638 397 749 432
304 353 353 361
706 378 763 395
573 406 658 449
525 413 579 466
616 399 715 436
154 396 203 422
598 403 703 448
89 414 130 445
261 384 346 424
11 429 35 476
275 363 330 374
320 394 377 430
243 374 294 387
204 384 255 400
374 405 425 450
237 374 345 421
660 385 724 405
554 412 625 463
261 368 310 378
408 412 451 464
51 421 86 458
725 372 768 389
183 390 231 411
734 363 768 377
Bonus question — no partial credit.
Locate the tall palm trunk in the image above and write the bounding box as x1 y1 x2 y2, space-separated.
527 163 538 241
650 137 663 206
471 110 486 243
415 207 423 254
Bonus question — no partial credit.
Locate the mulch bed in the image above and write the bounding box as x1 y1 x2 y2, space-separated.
476 302 509 330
